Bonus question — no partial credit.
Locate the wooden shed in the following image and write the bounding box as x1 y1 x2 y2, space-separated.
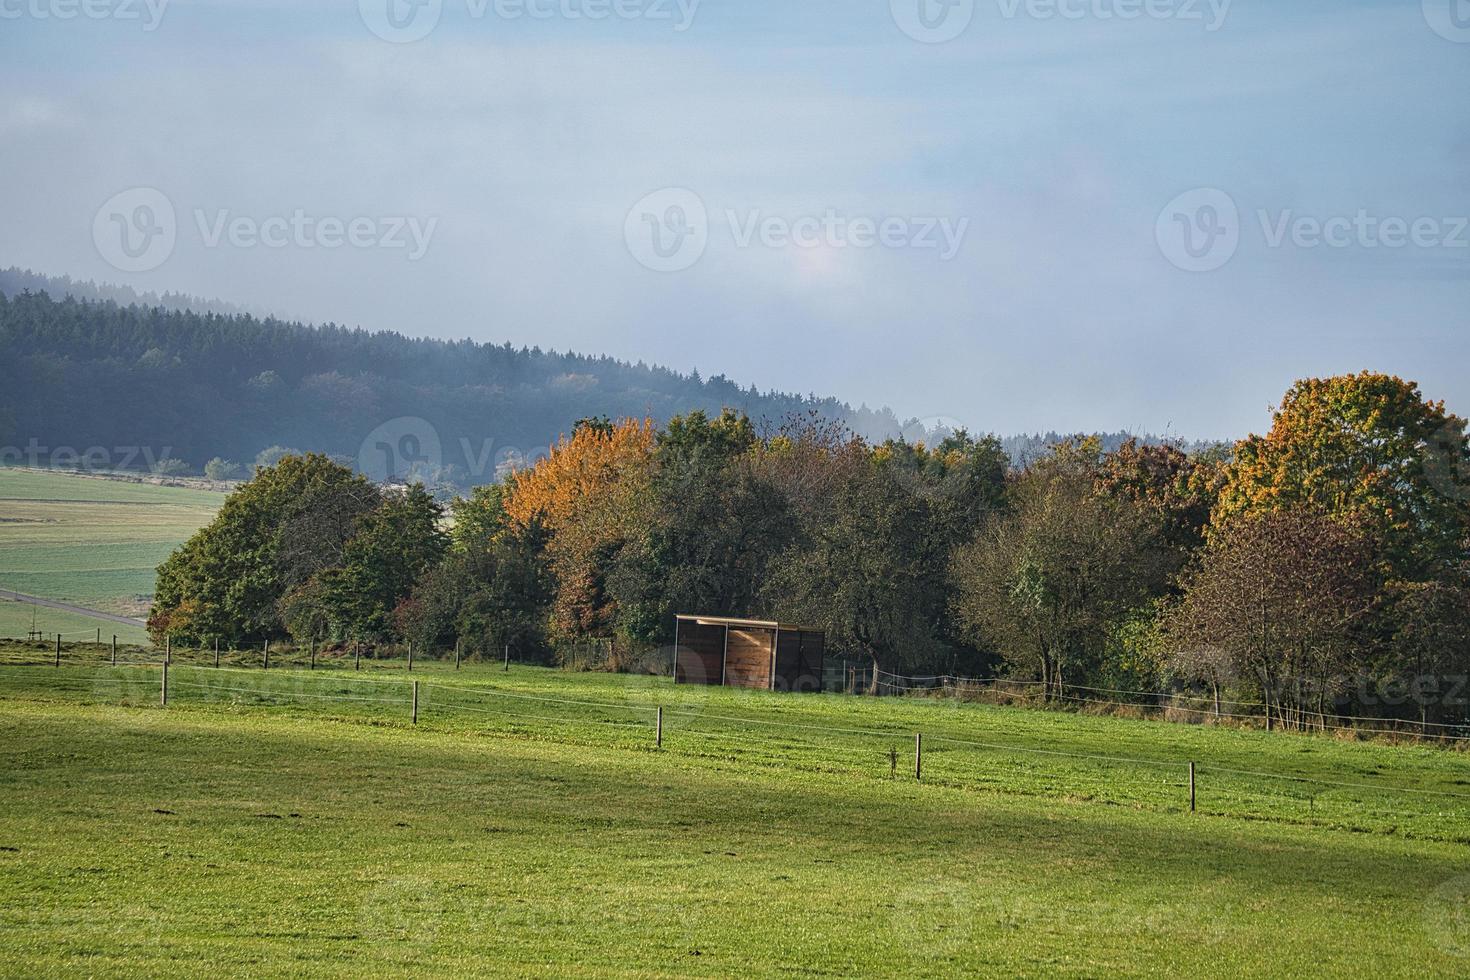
673 615 826 693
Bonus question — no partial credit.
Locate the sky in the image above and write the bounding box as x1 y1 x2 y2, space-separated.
2 0 1468 440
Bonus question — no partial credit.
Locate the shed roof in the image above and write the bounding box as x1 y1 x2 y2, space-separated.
676 614 824 634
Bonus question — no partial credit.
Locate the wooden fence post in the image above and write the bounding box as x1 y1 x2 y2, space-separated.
96 627 101 644
263 639 269 670
165 635 171 665
355 645 361 671
1189 762 1196 813
111 635 117 667
504 644 510 672
161 660 169 707
407 643 413 672
55 633 61 667
454 639 461 671
214 637 220 668
915 733 923 780
656 706 663 748
310 639 316 671
411 681 419 725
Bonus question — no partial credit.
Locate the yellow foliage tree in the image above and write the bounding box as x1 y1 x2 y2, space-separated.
503 418 656 643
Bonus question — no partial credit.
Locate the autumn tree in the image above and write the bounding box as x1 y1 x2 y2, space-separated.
1165 510 1379 729
950 444 1167 700
1214 372 1470 577
503 417 655 646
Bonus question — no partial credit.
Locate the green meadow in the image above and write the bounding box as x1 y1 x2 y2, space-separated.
1 652 1468 976
0 468 221 636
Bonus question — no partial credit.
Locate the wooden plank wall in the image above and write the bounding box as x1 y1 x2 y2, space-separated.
723 628 775 689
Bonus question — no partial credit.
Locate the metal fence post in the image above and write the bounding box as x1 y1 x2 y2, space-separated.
915 733 922 780
656 706 663 748
1189 762 1196 813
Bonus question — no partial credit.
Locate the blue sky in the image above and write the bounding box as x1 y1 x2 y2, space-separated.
2 0 1467 438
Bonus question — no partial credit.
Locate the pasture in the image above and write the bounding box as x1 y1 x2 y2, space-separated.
1 648 1468 976
0 467 221 637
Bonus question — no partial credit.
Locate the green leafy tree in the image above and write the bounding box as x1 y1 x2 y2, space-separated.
151 454 376 643
320 485 449 641
204 457 242 481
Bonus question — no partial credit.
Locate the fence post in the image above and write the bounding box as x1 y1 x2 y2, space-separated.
504 644 510 672
407 643 413 672
355 645 361 671
915 733 922 780
96 627 101 644
1189 762 1196 813
161 660 169 707
111 634 117 666
214 637 220 668
165 635 171 665
656 706 663 748
310 639 316 671
455 639 461 670
263 639 269 670
411 681 419 725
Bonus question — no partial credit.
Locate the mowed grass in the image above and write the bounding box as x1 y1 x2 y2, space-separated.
0 468 221 622
2 655 1470 976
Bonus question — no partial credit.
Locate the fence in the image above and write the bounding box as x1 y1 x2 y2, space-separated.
1 655 1467 843
831 664 1470 744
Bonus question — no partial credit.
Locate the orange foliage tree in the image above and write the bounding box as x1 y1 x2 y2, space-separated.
1213 372 1470 576
503 418 656 645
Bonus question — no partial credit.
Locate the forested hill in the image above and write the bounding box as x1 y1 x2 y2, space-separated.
0 288 905 483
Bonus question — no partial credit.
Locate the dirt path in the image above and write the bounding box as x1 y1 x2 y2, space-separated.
0 589 147 628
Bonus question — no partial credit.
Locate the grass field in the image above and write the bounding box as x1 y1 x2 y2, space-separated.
2 649 1469 976
0 468 221 635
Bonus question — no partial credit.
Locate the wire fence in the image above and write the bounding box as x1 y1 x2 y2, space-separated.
2 658 1467 842
830 664 1470 744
